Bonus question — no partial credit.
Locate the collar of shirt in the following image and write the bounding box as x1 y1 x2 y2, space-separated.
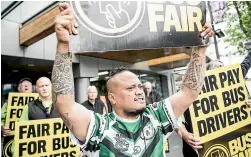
112 111 140 123
38 97 52 109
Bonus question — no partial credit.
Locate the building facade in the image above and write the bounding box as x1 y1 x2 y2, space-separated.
2 1 183 104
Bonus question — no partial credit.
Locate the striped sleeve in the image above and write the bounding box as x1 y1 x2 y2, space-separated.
69 111 107 152
147 98 178 135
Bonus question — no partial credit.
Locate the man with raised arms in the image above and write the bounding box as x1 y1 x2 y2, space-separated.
52 3 214 157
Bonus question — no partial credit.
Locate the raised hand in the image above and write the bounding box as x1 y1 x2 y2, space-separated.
200 23 214 39
55 3 78 48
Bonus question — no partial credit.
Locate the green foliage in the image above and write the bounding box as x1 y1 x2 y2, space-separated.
224 1 251 55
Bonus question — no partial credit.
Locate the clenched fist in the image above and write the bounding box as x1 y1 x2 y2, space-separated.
55 2 78 52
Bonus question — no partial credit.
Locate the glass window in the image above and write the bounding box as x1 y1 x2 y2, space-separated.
172 67 187 92
2 84 18 106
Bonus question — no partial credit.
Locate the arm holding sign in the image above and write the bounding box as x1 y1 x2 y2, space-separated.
169 24 213 118
52 3 90 142
172 25 214 152
180 123 202 153
1 102 11 137
1 102 7 125
170 44 208 152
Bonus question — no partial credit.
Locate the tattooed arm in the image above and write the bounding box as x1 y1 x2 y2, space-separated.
52 3 91 142
169 47 206 118
169 24 214 118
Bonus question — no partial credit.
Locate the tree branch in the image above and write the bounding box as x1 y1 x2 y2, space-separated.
233 1 248 37
246 1 251 10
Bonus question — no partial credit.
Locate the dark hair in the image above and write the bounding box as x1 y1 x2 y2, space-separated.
107 67 129 80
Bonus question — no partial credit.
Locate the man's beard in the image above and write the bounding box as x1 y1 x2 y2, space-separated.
124 107 146 117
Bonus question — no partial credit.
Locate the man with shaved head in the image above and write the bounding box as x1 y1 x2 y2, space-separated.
52 3 214 156
11 77 60 155
19 77 59 120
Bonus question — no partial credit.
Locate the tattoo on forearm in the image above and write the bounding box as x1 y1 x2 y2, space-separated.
51 52 75 132
51 52 74 104
182 47 205 93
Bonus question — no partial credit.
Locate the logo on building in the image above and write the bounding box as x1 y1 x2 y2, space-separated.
203 144 230 157
70 1 145 38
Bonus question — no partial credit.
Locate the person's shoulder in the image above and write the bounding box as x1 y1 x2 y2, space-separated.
104 112 119 122
96 98 104 104
2 102 7 107
81 100 89 105
27 98 39 106
152 90 160 95
91 111 114 124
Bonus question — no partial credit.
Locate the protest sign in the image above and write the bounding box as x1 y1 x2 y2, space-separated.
2 93 38 157
14 118 80 157
189 64 251 157
5 93 38 135
69 1 208 52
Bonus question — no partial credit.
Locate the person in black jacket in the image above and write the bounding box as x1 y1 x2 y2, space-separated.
181 51 251 157
144 81 161 105
82 86 106 114
206 51 251 77
19 77 60 120
11 77 60 155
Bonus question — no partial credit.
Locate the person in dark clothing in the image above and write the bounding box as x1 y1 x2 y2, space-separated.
20 77 60 120
144 81 161 104
240 51 251 77
82 86 106 114
11 77 60 155
181 51 251 157
206 51 251 77
100 95 113 113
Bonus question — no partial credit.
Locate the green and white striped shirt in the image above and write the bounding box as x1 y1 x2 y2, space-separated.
70 98 177 157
